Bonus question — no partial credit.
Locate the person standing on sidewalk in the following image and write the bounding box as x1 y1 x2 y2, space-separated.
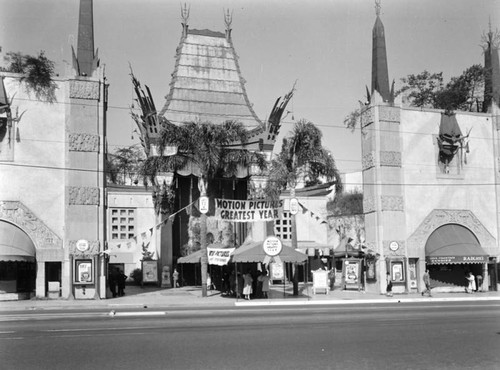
258 271 270 298
172 267 180 288
243 270 253 300
422 269 432 297
117 269 127 297
109 267 118 298
476 274 483 292
386 272 393 297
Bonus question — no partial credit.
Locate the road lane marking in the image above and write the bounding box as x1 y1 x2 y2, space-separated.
113 311 166 317
44 326 161 332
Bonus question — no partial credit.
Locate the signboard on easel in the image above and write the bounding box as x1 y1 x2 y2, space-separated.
312 269 329 294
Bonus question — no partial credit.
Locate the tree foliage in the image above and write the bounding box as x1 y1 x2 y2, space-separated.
266 119 343 200
107 146 145 185
140 119 265 191
1 50 56 102
399 65 486 112
397 70 444 108
140 119 266 298
327 190 363 216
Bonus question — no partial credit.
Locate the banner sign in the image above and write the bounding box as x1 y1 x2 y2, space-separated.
262 236 282 265
215 199 283 222
207 247 235 266
426 255 488 264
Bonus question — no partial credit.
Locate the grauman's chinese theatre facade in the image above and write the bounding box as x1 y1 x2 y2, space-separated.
361 5 500 294
130 8 293 275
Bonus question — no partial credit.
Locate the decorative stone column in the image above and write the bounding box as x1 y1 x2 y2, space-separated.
361 95 408 294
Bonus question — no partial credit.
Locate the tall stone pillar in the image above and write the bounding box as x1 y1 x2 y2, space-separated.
65 77 106 299
361 96 407 294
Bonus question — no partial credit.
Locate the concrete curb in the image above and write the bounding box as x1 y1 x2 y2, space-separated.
234 296 500 307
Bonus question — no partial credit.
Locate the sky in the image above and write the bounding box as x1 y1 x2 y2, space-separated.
0 0 498 175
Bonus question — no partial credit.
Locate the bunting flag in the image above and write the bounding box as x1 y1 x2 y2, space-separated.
298 201 328 224
107 199 198 254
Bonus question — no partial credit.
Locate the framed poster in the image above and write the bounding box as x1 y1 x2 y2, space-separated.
343 259 361 290
74 259 93 284
408 259 418 288
142 260 158 283
270 261 284 281
390 260 405 282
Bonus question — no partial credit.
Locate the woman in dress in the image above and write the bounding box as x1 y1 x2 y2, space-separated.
243 270 253 300
466 272 476 293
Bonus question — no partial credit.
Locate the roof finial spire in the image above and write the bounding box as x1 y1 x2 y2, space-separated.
72 0 99 77
224 8 233 40
181 3 190 37
375 0 381 17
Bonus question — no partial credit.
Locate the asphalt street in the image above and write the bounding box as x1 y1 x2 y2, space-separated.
1 301 499 370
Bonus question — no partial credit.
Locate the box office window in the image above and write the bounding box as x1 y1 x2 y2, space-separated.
110 208 136 240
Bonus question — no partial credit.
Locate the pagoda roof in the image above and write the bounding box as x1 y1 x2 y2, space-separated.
159 28 263 130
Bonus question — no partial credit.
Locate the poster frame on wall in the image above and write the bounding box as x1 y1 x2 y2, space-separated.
74 259 93 284
342 258 362 291
388 259 406 283
142 260 159 285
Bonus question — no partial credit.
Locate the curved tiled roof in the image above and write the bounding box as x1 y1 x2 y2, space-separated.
159 29 263 129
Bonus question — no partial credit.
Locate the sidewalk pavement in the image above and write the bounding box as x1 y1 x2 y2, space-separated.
1 284 499 312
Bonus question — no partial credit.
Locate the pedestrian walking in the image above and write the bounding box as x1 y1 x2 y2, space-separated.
466 272 476 293
386 272 393 297
422 269 432 297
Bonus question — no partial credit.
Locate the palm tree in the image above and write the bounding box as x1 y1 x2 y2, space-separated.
266 119 343 295
141 119 266 297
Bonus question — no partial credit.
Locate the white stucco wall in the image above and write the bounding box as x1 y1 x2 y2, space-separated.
282 196 329 245
401 108 497 244
107 189 156 274
1 74 67 238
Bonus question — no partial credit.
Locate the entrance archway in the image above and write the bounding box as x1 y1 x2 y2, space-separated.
0 220 36 295
425 224 488 290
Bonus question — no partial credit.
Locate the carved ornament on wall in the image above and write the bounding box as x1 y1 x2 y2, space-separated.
380 151 401 167
381 196 404 212
68 240 100 256
69 80 100 100
407 209 496 254
67 186 100 205
362 151 375 170
68 133 99 152
360 107 375 128
0 201 62 249
378 106 400 123
382 240 406 256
